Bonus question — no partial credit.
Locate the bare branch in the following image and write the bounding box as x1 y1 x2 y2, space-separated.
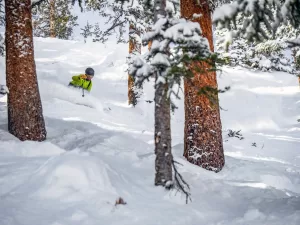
172 160 191 204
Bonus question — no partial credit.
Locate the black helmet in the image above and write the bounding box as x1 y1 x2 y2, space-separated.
85 67 94 76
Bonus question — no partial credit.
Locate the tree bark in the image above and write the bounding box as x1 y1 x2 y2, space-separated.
50 0 55 38
5 0 47 141
154 81 173 186
128 23 141 106
181 0 225 172
153 0 173 186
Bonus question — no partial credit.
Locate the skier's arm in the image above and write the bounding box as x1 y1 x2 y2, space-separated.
87 82 92 92
72 75 80 81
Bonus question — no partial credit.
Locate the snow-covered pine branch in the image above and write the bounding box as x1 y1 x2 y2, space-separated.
213 0 300 44
76 0 151 43
129 7 211 99
214 6 300 74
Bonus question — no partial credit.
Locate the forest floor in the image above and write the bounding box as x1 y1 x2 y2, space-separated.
0 38 299 225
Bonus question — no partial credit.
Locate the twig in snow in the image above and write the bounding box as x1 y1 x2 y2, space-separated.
171 160 192 204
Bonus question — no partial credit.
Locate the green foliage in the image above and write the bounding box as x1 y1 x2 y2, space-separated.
32 0 78 40
80 21 93 42
227 129 244 140
84 0 103 11
198 85 230 107
255 40 285 56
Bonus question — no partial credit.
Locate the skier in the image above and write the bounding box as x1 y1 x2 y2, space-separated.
68 67 95 96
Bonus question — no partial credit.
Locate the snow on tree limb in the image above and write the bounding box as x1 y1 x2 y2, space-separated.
213 0 300 44
128 7 214 103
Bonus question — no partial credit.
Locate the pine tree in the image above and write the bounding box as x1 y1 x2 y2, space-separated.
92 23 101 42
32 0 78 39
5 0 46 141
181 0 225 172
129 1 212 195
215 11 300 74
80 21 93 42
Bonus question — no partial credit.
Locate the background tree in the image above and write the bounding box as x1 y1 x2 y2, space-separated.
215 6 300 74
213 0 300 44
50 0 55 38
0 0 4 56
5 0 46 141
128 23 141 106
214 0 300 85
181 0 225 172
32 0 78 39
80 21 94 42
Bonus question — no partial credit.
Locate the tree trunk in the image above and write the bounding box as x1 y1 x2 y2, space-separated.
5 0 47 141
128 23 141 106
153 0 173 186
181 0 225 172
50 0 55 38
154 81 173 186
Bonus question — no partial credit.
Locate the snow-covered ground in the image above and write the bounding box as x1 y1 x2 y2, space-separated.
0 37 300 225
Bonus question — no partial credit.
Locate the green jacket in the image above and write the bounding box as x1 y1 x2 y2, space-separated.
69 75 92 92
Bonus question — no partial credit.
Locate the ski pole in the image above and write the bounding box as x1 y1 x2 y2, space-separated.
82 88 85 97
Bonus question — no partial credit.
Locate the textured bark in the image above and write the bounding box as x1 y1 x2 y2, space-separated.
181 0 225 172
50 0 56 38
148 40 152 51
153 0 173 186
5 0 47 141
155 81 173 186
128 24 141 105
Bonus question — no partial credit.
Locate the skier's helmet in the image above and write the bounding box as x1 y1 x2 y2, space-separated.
85 67 95 76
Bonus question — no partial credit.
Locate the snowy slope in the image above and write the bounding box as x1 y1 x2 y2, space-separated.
0 37 300 225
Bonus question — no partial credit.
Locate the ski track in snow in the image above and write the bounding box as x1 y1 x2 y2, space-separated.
0 38 299 225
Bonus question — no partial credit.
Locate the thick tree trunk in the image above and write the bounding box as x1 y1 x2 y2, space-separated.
153 0 173 186
128 24 141 106
50 0 55 38
181 0 225 172
5 0 47 141
155 80 173 186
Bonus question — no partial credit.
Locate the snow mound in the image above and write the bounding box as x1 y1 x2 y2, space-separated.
6 151 118 203
0 141 64 157
33 151 117 201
